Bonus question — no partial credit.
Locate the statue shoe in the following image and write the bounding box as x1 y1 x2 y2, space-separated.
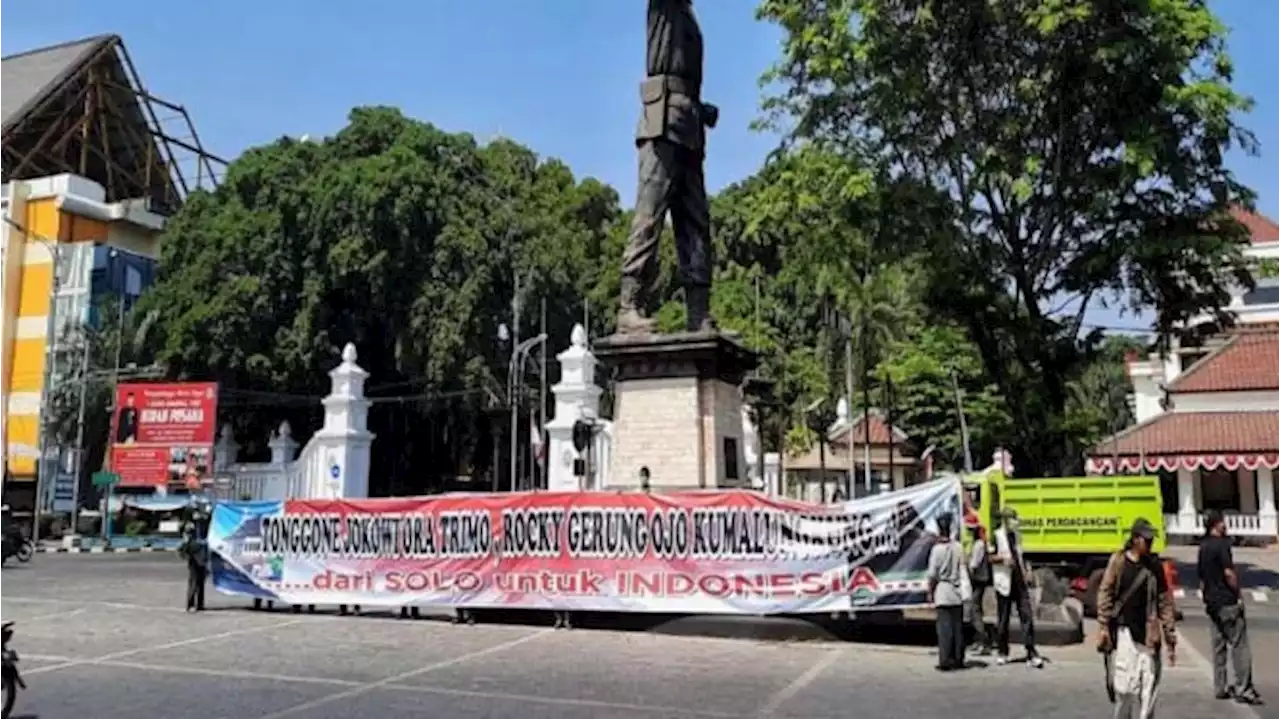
616 307 657 335
685 286 717 333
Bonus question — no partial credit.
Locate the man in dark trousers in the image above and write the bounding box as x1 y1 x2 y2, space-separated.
115 392 139 444
617 0 720 334
1198 510 1262 705
180 511 209 612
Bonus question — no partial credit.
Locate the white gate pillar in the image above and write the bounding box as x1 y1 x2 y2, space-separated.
546 324 608 491
311 343 374 498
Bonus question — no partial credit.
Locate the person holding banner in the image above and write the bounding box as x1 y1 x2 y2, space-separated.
927 513 969 671
179 514 209 612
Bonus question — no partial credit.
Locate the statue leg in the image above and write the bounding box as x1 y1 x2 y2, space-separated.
672 148 714 332
618 140 678 333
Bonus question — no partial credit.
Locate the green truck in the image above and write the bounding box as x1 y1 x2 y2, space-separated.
961 469 1176 616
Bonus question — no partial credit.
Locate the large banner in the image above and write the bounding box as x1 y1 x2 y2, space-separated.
110 382 218 487
209 478 962 614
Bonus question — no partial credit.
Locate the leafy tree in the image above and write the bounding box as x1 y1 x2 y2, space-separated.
876 324 1011 470
758 0 1257 474
1062 334 1146 464
135 108 623 493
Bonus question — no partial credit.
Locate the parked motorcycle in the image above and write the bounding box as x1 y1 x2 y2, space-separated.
2 621 24 719
0 536 33 565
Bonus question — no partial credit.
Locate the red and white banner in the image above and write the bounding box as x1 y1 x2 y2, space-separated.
209 478 963 614
109 382 218 487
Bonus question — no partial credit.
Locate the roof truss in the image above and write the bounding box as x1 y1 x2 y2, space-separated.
1 35 227 216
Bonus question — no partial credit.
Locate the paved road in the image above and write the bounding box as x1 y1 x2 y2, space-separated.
0 555 1266 719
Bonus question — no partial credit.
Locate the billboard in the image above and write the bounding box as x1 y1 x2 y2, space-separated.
110 382 218 488
209 478 962 614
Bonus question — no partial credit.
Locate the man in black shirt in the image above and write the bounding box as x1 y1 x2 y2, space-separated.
1197 510 1261 705
115 392 139 444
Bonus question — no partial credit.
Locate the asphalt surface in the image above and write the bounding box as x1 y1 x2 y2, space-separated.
0 554 1269 719
1166 545 1279 719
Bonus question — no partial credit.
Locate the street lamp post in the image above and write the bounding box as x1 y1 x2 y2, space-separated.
507 333 546 492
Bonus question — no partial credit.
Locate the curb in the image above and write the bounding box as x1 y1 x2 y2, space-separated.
1173 587 1272 603
36 546 179 554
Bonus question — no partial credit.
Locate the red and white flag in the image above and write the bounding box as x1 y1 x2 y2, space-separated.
531 422 545 467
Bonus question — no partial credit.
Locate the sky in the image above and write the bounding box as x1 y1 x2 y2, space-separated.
4 0 1276 331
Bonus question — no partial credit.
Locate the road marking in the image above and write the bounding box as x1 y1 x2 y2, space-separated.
2 596 187 613
14 607 86 623
388 682 740 718
757 647 845 716
23 618 309 676
90 658 364 688
253 629 552 719
1175 629 1262 719
1173 587 1272 603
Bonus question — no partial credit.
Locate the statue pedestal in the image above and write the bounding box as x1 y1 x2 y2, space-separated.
594 330 758 491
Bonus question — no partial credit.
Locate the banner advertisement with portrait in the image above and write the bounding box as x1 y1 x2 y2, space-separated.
109 382 218 488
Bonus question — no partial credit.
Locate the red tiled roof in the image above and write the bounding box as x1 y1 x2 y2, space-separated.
830 410 909 446
1089 411 1278 457
1167 331 1279 393
1231 206 1279 246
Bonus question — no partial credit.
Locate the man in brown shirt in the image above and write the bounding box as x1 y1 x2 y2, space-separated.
1096 518 1178 718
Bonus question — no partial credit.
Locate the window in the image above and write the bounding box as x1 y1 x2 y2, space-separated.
1200 468 1240 511
722 437 740 481
55 243 93 292
88 246 158 318
1158 470 1178 514
124 265 142 296
52 293 90 339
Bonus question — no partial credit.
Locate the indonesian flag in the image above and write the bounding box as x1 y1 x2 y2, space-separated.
531 422 545 467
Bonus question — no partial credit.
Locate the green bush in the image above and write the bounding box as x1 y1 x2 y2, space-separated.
124 519 149 537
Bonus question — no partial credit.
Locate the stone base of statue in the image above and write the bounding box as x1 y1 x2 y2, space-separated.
594 329 759 492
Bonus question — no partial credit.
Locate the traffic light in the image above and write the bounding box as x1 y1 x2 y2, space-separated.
572 420 592 453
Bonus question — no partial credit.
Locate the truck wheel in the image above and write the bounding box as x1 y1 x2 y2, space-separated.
1083 569 1105 618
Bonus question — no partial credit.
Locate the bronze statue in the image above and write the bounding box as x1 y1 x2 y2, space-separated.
617 0 719 335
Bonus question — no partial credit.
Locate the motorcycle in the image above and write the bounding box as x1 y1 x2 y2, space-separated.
2 621 24 719
0 536 33 565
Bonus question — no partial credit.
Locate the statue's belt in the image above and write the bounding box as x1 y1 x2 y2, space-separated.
640 74 699 101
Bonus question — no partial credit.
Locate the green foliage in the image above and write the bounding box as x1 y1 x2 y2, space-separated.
1062 334 1146 463
758 0 1256 474
877 325 1011 470
136 108 623 490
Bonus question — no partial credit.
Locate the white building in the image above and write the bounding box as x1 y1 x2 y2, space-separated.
1087 207 1279 540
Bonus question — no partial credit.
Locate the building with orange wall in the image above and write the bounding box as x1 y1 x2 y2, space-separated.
1 35 225 517
0 172 165 509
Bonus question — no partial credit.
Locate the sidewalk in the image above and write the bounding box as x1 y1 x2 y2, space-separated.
1163 543 1278 605
37 536 182 554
